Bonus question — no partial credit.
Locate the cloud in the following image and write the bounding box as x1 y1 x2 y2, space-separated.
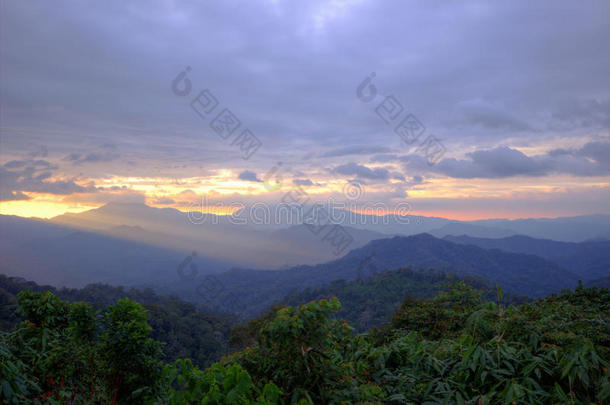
437 147 548 178
551 98 610 129
405 175 425 187
1 190 30 201
0 160 97 201
423 142 610 179
28 145 48 158
151 197 175 205
238 170 262 182
334 162 390 180
62 148 120 164
457 99 530 131
387 186 408 199
1 1 610 216
321 145 392 158
293 178 314 186
3 160 55 170
579 141 610 166
370 154 399 163
392 172 406 181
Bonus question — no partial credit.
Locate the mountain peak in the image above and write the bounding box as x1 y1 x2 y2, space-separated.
97 201 151 211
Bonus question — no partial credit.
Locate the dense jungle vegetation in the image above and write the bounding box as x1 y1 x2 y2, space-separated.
1 280 608 404
0 275 232 369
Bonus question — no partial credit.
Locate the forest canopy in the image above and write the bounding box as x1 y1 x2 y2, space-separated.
1 282 609 404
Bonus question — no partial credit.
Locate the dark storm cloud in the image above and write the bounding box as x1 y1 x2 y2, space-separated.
238 170 262 182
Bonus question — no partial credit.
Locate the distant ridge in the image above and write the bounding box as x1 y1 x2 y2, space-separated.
192 233 580 316
444 234 610 280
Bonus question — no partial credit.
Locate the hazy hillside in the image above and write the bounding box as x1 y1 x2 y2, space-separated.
429 222 517 239
5 209 605 309
444 234 610 280
176 233 580 317
0 214 229 287
585 276 610 289
50 203 386 268
467 215 610 242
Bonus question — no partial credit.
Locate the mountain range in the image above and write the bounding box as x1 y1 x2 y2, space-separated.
444 234 610 280
1 203 608 318
186 233 587 317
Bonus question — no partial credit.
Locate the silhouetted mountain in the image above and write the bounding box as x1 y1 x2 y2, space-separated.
48 204 610 269
585 276 610 289
468 215 610 242
267 224 389 267
185 233 579 317
429 222 517 239
0 206 391 288
0 214 229 287
49 203 386 268
328 210 451 235
444 234 610 280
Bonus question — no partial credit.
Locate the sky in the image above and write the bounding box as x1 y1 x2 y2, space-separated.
1 0 609 220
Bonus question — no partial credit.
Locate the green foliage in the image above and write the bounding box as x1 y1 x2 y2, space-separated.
388 281 485 339
0 292 164 404
224 285 609 404
499 283 610 353
281 268 446 332
282 268 526 332
0 334 39 404
0 275 231 368
227 298 354 403
1 278 608 404
162 359 282 404
351 331 609 404
228 302 285 352
100 298 164 403
0 291 105 403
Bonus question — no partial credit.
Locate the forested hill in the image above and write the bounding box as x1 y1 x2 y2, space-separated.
2 282 608 403
334 234 579 295
444 234 610 280
0 274 232 368
280 268 527 332
191 233 579 317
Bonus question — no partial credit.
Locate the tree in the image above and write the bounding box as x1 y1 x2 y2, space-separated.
100 298 163 404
